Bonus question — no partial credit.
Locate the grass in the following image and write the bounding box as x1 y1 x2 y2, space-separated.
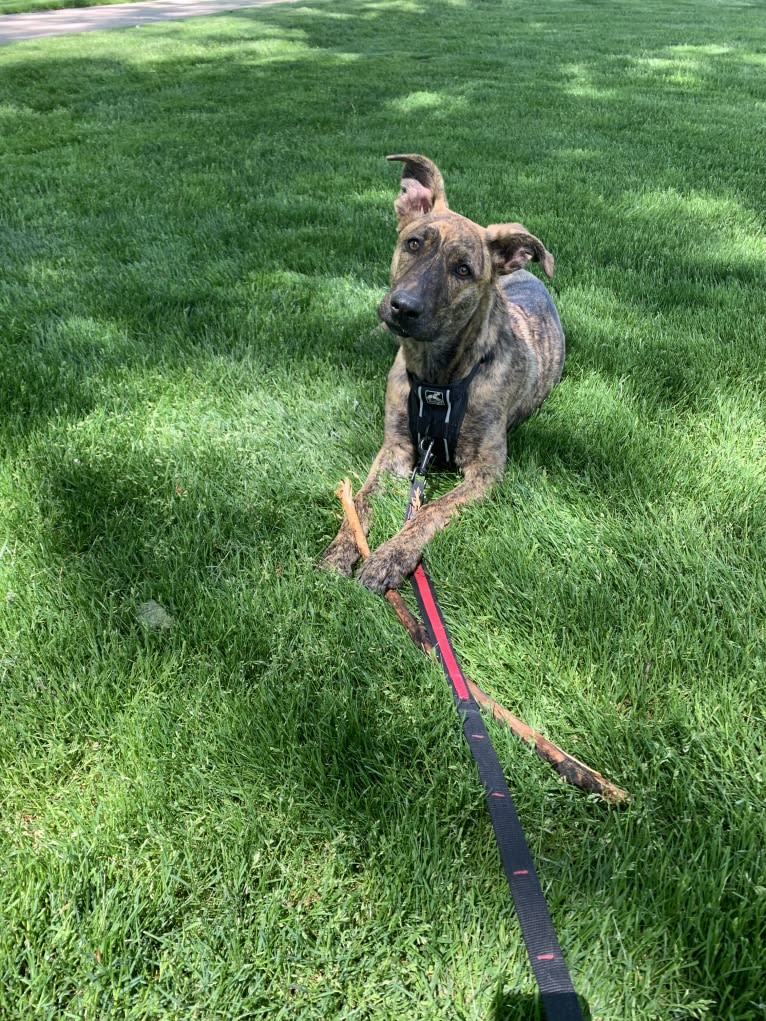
1 0 765 1017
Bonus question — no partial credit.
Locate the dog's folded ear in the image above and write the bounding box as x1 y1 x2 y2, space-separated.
387 153 449 229
485 223 555 278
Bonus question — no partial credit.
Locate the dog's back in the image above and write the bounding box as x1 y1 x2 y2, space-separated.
500 269 565 422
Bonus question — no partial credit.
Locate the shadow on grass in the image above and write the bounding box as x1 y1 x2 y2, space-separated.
493 988 592 1021
2 3 765 1016
1 0 764 449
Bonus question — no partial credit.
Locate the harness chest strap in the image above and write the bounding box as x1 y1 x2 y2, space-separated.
406 358 485 470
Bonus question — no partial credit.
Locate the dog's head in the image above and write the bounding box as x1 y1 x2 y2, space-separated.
378 153 554 344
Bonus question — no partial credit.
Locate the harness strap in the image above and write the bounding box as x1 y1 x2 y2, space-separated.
405 476 584 1021
407 358 485 470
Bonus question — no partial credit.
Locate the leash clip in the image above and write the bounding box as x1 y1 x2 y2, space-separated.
406 438 434 522
413 437 434 480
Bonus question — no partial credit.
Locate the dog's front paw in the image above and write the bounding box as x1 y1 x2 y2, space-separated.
317 534 361 577
357 539 418 595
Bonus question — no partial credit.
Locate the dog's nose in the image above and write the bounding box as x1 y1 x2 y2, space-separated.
390 290 422 321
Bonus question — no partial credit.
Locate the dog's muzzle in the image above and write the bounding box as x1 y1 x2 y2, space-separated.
378 288 428 339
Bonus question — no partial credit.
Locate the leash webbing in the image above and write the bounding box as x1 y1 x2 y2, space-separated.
405 457 584 1021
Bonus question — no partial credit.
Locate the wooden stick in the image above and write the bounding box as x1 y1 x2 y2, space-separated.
336 480 431 650
335 478 628 805
465 679 628 803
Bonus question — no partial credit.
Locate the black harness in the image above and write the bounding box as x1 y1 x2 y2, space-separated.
406 359 485 470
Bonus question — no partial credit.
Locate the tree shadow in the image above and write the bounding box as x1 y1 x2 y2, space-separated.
1 0 764 449
1 3 765 1015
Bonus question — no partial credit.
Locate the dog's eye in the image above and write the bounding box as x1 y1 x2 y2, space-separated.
405 237 421 253
455 263 472 278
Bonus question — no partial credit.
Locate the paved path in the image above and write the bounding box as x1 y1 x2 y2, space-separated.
0 0 294 43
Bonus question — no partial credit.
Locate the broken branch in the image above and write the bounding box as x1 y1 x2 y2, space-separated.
336 480 431 650
335 478 628 805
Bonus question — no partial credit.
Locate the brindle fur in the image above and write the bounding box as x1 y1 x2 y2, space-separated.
321 154 565 594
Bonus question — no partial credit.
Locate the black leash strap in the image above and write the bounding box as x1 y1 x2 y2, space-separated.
406 450 584 1021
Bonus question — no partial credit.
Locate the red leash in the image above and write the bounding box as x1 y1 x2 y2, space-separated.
406 444 585 1021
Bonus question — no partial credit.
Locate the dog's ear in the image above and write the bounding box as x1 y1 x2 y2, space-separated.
386 153 449 229
485 223 554 278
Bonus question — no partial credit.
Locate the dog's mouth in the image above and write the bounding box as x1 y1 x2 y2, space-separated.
385 318 430 342
378 297 428 341
386 320 411 338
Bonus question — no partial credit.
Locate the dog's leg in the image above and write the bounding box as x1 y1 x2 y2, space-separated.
319 441 413 576
356 458 503 594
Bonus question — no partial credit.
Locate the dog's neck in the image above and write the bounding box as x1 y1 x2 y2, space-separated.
398 287 500 384
400 341 471 385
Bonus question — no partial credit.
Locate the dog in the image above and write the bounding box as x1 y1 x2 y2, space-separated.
321 153 565 595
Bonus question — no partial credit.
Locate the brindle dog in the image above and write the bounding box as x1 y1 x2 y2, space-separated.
321 153 565 594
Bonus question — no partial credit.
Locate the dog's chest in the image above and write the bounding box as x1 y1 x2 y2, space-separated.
406 362 483 469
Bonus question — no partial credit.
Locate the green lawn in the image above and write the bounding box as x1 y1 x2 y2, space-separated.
1 1 765 1018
